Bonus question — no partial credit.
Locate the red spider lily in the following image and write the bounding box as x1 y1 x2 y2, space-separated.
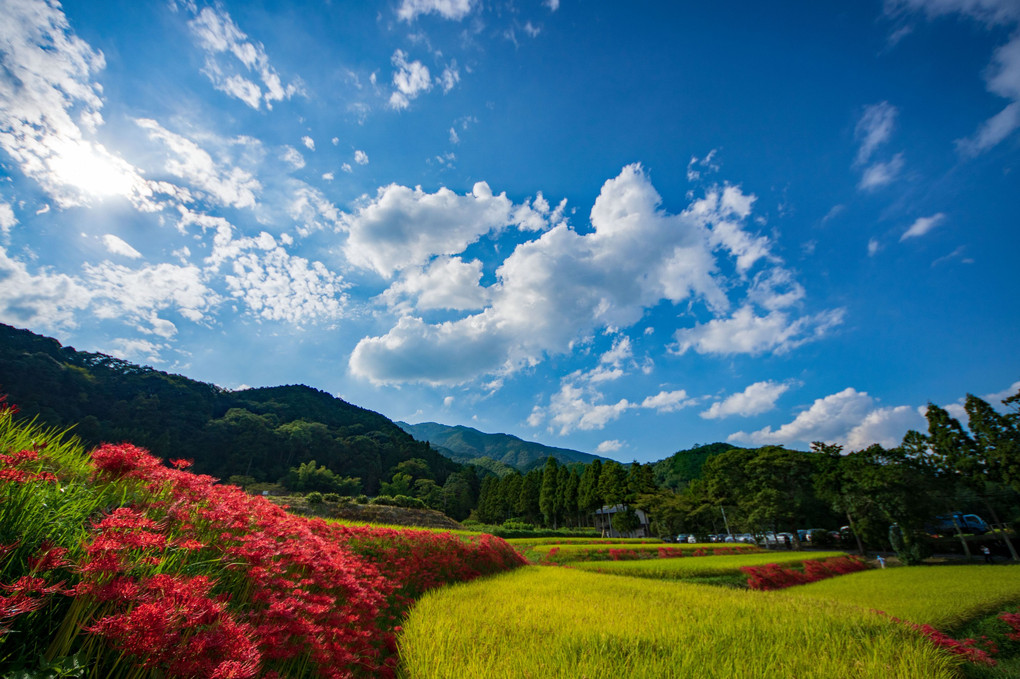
999 611 1020 641
28 541 69 573
169 458 193 469
0 393 19 414
874 610 997 667
742 555 869 591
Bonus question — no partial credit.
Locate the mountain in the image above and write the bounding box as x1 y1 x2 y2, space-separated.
397 421 611 471
0 323 458 493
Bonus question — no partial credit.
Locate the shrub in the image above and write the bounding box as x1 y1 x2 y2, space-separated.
371 495 398 506
355 494 370 504
322 492 341 503
305 491 324 504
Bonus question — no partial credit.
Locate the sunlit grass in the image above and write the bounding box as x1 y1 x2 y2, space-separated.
782 564 1020 629
572 550 849 579
398 566 960 679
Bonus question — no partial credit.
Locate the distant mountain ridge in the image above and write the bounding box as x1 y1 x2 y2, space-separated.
397 421 611 471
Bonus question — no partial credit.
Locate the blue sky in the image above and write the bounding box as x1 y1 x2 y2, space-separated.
1 0 1018 463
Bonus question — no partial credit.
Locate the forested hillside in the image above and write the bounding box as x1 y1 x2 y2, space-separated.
0 323 458 493
398 421 609 470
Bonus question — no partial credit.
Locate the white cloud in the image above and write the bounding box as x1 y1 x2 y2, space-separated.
354 150 369 165
107 337 169 364
901 212 946 240
341 181 513 278
544 381 633 434
523 22 541 38
640 390 697 413
380 257 488 311
855 102 898 165
280 145 306 170
986 380 1020 403
887 1 1020 153
0 202 16 238
84 260 218 335
858 153 905 190
868 238 881 257
701 380 791 419
177 3 302 110
102 234 142 259
350 164 832 385
729 387 925 449
301 136 315 151
674 306 844 356
449 127 460 144
389 50 432 110
136 118 261 209
0 247 92 329
439 65 460 93
545 0 561 10
322 172 334 182
596 440 623 454
0 2 169 210
397 0 475 22
342 163 353 173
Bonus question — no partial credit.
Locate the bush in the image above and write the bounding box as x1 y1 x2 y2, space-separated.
370 495 397 506
305 491 324 504
392 495 426 509
355 494 369 504
322 492 341 503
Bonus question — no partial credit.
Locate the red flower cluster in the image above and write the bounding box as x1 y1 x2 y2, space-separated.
0 447 58 484
1 438 527 678
741 555 870 591
874 610 997 667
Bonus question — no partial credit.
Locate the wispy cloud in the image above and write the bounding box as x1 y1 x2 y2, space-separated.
174 1 303 110
900 212 946 240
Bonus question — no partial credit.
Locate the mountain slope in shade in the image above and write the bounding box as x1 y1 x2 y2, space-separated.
397 421 611 471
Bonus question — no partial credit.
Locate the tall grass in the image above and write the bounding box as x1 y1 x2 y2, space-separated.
397 566 961 679
783 565 1020 629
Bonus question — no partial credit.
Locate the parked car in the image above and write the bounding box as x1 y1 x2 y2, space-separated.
926 513 990 536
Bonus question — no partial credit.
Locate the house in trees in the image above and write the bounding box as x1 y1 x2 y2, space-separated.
593 504 651 538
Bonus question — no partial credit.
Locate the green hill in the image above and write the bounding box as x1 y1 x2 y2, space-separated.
652 442 738 491
397 421 610 471
0 323 457 493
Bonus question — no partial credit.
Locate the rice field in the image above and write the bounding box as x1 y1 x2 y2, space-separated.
782 564 1020 629
572 549 849 579
397 566 961 679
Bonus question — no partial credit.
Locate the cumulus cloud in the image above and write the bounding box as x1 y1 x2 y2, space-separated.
901 212 946 240
342 181 512 278
350 164 836 385
102 234 142 259
396 0 475 22
389 50 432 110
301 136 315 151
674 306 845 356
729 387 925 449
380 257 488 312
640 390 697 413
175 2 302 110
280 146 306 170
701 380 791 419
596 440 623 454
354 150 369 165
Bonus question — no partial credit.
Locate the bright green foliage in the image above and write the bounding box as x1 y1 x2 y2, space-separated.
283 459 362 495
398 567 958 679
577 459 602 515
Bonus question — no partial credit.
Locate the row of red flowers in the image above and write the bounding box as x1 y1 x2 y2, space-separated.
740 555 871 591
0 432 526 678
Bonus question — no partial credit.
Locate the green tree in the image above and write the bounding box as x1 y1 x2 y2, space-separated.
539 457 560 527
598 460 628 507
578 460 603 524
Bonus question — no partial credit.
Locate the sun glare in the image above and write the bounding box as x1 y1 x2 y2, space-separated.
47 139 141 200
